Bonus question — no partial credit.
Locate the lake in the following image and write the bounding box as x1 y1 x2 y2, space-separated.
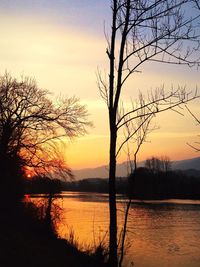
30 192 200 267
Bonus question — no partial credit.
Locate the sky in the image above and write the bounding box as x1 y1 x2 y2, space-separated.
0 1 199 171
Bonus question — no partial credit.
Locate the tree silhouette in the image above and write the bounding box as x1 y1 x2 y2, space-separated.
98 1 200 266
0 73 91 203
145 156 172 174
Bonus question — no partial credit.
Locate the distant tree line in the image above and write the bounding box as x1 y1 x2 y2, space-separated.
60 177 127 194
130 156 200 199
129 167 200 200
60 170 200 200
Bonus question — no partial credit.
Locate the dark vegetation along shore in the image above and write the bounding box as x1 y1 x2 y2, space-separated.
0 200 107 267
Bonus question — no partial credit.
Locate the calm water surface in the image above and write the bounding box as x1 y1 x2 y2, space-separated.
31 192 200 267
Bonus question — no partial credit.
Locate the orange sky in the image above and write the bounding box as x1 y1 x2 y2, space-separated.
0 3 199 170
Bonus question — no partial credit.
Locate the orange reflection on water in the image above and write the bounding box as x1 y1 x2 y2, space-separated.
27 192 200 267
58 193 109 249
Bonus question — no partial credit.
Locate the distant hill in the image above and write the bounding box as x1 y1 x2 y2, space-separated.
172 157 200 170
73 157 200 180
73 162 129 180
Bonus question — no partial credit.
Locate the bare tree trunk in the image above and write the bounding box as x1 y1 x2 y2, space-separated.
108 1 118 266
108 125 118 267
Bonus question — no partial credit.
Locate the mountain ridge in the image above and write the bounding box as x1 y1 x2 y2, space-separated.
73 157 200 180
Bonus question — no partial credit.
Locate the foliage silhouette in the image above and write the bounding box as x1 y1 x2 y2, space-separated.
0 72 91 205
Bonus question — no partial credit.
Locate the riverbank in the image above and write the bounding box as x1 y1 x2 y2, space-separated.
0 202 106 267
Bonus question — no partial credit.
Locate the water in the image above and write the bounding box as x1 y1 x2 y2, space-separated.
29 192 200 267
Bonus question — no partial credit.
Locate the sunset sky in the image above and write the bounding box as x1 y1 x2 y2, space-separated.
0 1 199 170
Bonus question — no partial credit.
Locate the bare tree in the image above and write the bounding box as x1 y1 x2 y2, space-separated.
0 73 91 201
160 156 172 172
145 156 172 173
98 1 200 266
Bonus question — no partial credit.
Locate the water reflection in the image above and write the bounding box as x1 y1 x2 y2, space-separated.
27 192 200 267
